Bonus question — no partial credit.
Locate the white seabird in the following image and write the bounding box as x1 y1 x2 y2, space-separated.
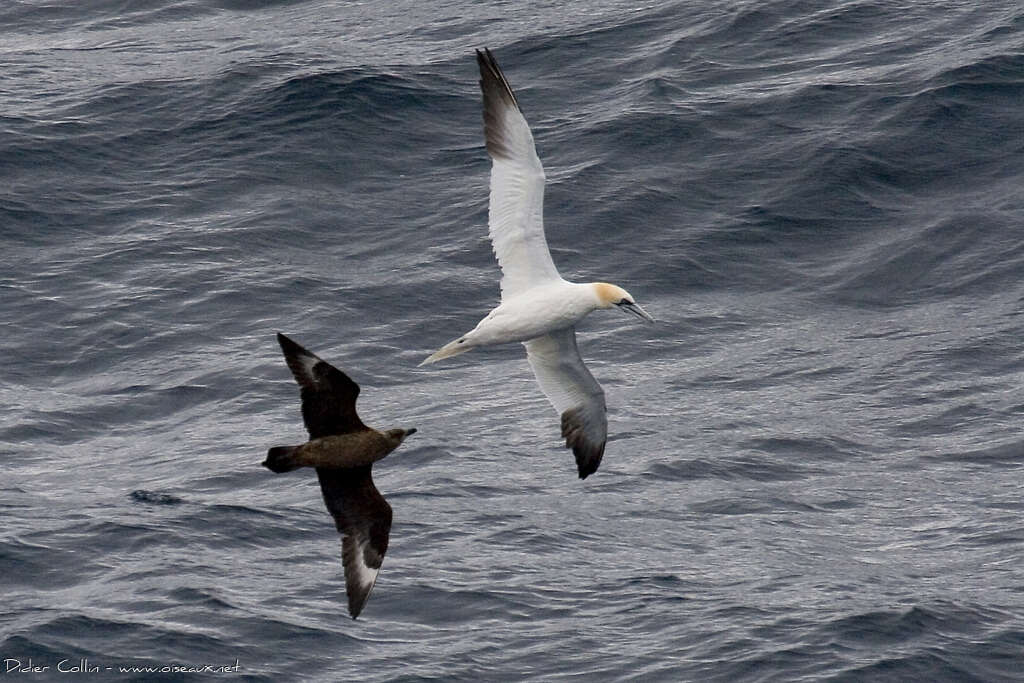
420 48 654 479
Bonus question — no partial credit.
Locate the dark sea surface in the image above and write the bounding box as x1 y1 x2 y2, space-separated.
3 0 1024 680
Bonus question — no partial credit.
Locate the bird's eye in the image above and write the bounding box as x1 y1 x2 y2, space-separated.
617 299 631 306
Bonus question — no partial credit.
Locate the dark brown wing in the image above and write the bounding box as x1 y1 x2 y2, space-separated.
277 333 367 438
316 466 392 619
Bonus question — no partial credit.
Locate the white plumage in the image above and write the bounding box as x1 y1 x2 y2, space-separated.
421 49 653 478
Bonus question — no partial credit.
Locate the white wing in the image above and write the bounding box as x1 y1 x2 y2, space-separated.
523 327 607 478
477 48 562 300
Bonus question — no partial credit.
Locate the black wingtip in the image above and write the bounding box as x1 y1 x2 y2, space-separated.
575 447 604 479
276 332 303 355
476 46 520 110
476 46 525 161
475 47 497 71
276 333 324 377
347 592 368 620
561 408 606 479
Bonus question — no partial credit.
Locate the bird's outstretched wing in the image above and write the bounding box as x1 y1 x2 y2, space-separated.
277 333 367 438
477 48 562 300
316 466 392 619
523 327 608 478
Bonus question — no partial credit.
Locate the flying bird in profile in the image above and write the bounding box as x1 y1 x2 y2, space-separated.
265 333 416 619
420 48 654 479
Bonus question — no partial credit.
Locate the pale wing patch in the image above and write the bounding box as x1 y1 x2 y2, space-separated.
299 353 320 384
278 334 323 389
524 328 608 478
341 534 382 619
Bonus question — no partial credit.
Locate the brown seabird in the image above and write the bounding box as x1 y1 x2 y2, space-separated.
264 333 416 619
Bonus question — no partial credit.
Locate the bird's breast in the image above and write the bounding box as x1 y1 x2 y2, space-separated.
472 285 594 344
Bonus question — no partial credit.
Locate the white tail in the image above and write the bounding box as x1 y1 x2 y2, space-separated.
419 337 474 366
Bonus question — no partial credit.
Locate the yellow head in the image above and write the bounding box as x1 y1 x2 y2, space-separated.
593 283 655 322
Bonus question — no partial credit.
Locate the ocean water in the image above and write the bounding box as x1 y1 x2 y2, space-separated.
3 0 1024 680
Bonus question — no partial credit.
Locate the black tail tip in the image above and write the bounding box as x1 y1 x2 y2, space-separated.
264 446 301 473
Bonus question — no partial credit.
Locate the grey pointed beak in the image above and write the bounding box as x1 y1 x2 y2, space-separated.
405 428 417 437
618 301 655 323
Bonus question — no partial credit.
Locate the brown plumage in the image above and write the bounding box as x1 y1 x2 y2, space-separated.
264 333 416 619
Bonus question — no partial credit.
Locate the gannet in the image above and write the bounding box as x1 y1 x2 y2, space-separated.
265 333 417 619
420 48 654 479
